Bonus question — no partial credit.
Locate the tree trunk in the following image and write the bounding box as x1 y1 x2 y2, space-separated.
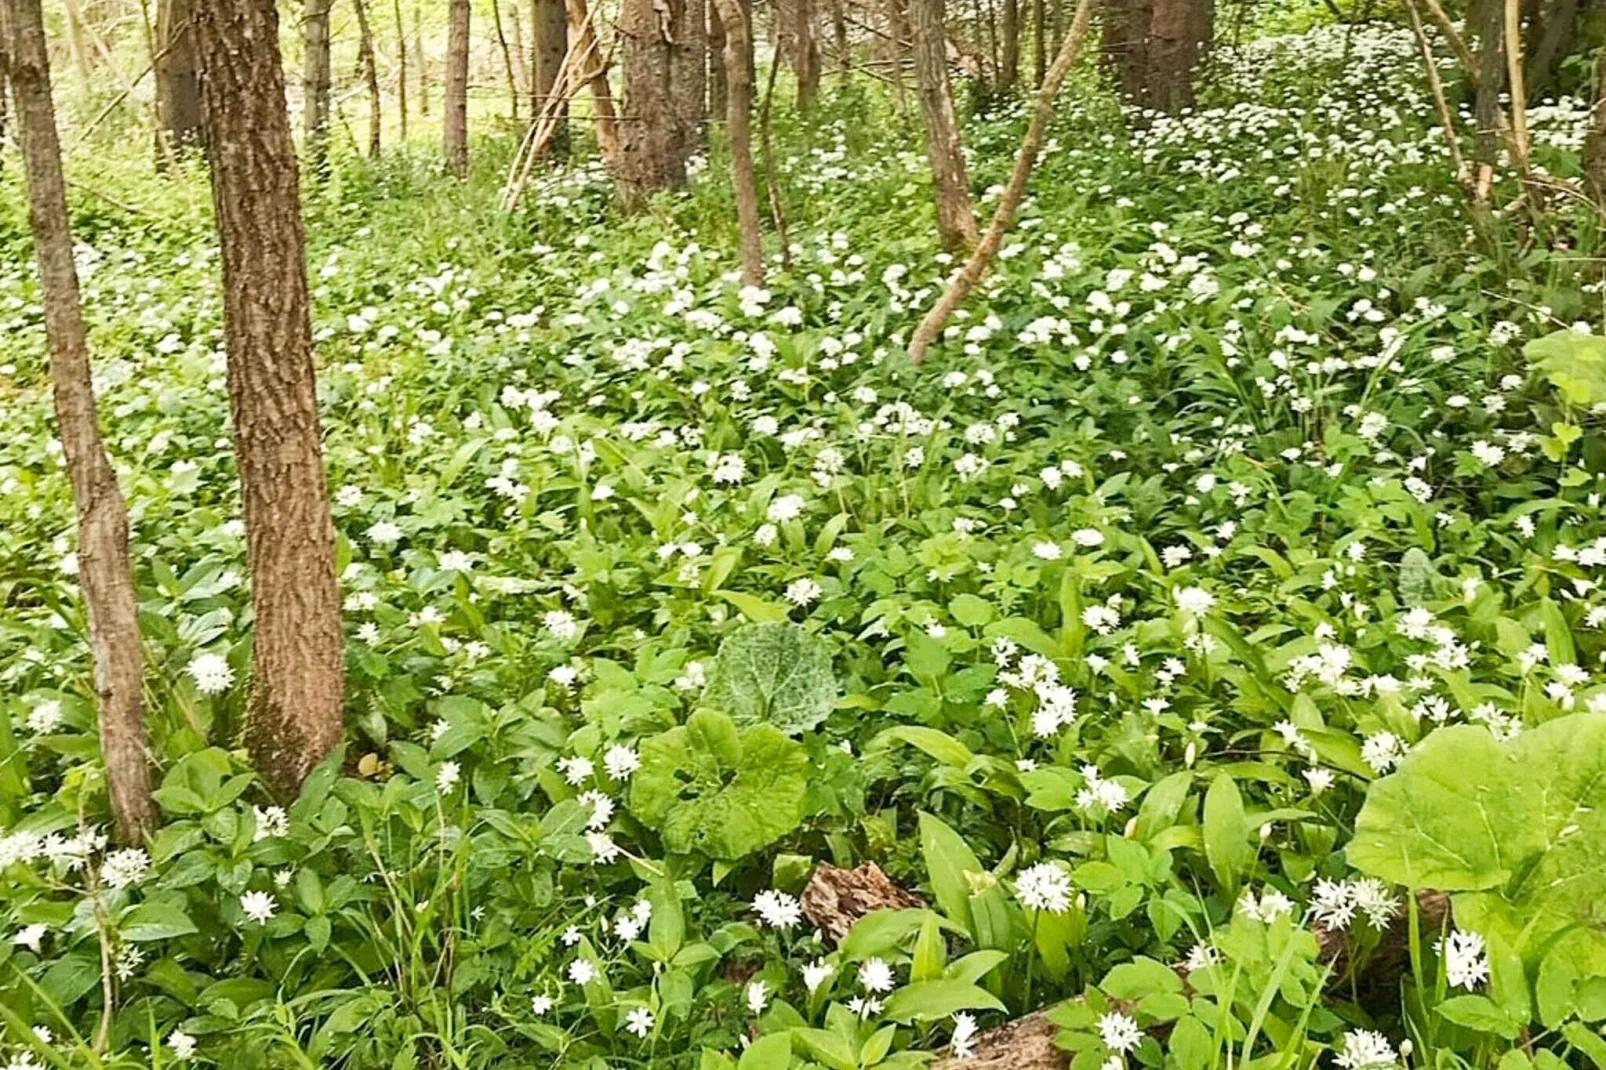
709 0 728 115
508 3 530 104
908 0 1096 365
567 0 620 164
1102 0 1149 101
534 0 568 141
3 0 158 844
711 0 765 285
1472 0 1503 200
354 0 382 155
1586 45 1606 206
831 0 851 78
304 0 332 152
616 0 691 202
1145 0 1210 111
192 0 346 798
1032 0 1044 85
155 0 201 147
674 0 709 147
781 0 822 106
1523 0 1575 97
0 26 9 160
60 0 90 87
444 0 470 175
491 0 521 120
910 0 979 250
415 0 429 115
394 0 409 139
1001 0 1018 88
885 0 910 113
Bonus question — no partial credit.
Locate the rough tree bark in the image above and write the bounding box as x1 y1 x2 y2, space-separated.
304 0 332 151
709 0 728 116
1033 0 1045 85
710 0 765 285
909 0 1096 364
830 0 850 79
616 0 692 202
4 0 158 844
192 0 346 798
394 0 409 139
781 0 823 106
673 0 708 148
1144 0 1211 112
1472 0 1504 200
533 0 568 139
354 0 382 156
1001 0 1019 88
155 0 201 147
444 0 470 175
910 0 980 250
885 0 910 113
801 863 924 943
1103 0 1209 112
931 1012 1065 1070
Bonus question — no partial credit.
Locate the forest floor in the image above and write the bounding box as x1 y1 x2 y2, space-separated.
2 22 1606 1070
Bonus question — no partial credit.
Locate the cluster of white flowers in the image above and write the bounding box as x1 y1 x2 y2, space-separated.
1309 877 1398 931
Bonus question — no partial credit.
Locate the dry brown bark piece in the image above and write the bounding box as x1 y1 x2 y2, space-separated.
800 862 925 944
931 1010 1066 1070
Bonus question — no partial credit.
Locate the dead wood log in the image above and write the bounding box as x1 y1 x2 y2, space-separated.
800 861 924 944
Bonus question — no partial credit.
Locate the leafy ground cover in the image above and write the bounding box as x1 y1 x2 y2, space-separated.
4 22 1606 1070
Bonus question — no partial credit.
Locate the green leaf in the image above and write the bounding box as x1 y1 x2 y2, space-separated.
1203 773 1251 898
793 1028 859 1070
1350 715 1606 963
703 623 839 734
629 709 809 860
1134 770 1192 842
919 811 984 934
840 908 930 960
714 590 792 624
866 726 973 768
1525 329 1606 406
739 1032 792 1070
912 910 946 981
1436 995 1521 1038
121 901 199 942
881 979 1006 1022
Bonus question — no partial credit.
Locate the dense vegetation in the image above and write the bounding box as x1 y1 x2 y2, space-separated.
5 5 1606 1070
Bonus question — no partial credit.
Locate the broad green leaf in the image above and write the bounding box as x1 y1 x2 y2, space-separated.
121 901 199 942
1350 715 1606 964
629 709 809 859
703 623 838 734
738 1032 792 1070
1525 329 1606 406
1436 995 1520 1039
881 979 1006 1022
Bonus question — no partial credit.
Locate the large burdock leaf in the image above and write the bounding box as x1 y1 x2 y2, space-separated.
1525 329 1606 407
1349 715 1606 964
703 622 838 734
628 709 809 860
